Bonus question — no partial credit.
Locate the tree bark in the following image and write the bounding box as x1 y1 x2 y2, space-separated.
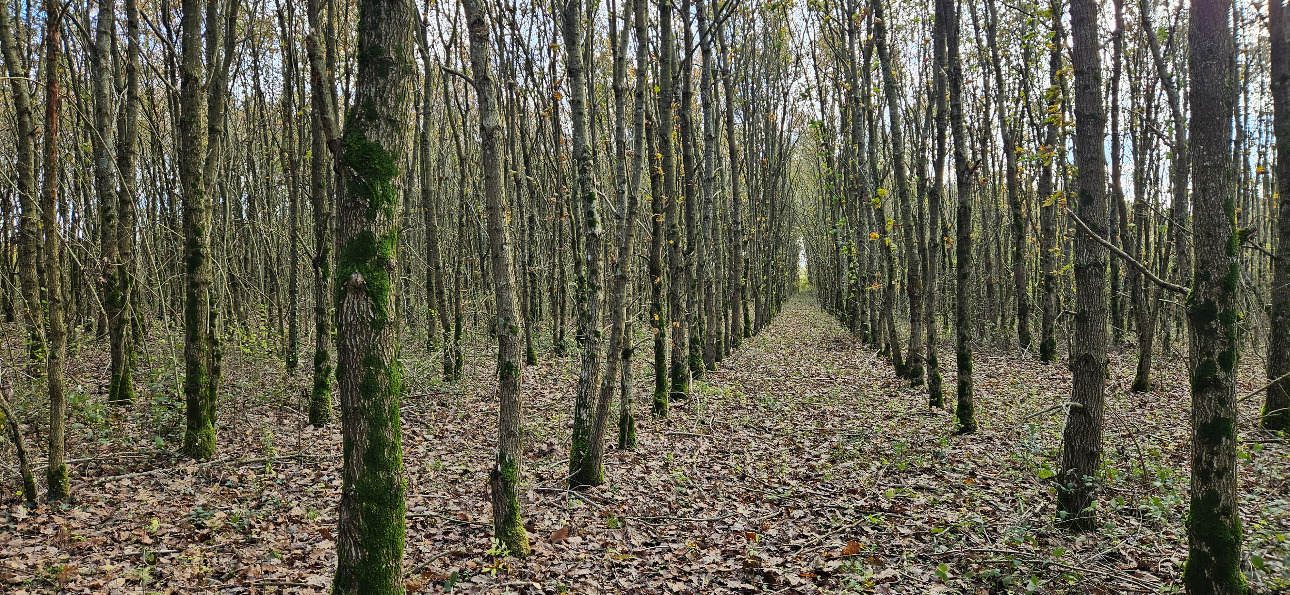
41 0 69 501
1264 0 1290 432
1183 0 1245 590
330 0 417 589
566 0 608 489
871 0 925 386
947 0 975 434
462 0 533 558
1058 0 1109 531
0 0 44 367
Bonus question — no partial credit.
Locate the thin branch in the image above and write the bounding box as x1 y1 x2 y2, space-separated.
1064 206 1188 295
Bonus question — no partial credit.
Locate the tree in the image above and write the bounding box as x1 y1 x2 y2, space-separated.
946 0 976 434
305 0 336 427
41 0 68 501
462 0 533 557
179 0 225 460
871 0 926 386
1057 0 1109 531
1183 0 1245 590
1265 0 1290 432
0 0 42 368
983 0 1029 351
112 0 143 406
326 0 417 590
1037 0 1063 364
566 0 608 490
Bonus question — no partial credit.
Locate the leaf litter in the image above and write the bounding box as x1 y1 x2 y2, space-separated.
1 295 1287 593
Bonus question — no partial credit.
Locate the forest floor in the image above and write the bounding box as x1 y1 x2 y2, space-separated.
1 294 1288 594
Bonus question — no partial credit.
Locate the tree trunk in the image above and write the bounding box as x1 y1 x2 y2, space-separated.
984 0 1029 352
41 0 69 501
601 0 646 457
566 0 608 489
1058 0 1109 531
872 0 925 385
462 0 533 558
0 0 43 368
947 0 975 434
1038 2 1061 363
329 0 416 591
112 0 142 406
304 0 336 426
1263 0 1290 432
1183 0 1244 590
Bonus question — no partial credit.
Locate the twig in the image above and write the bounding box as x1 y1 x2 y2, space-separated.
1022 401 1082 421
1237 369 1290 404
534 486 610 511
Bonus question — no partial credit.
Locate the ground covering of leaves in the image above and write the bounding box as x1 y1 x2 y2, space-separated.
1 295 1288 594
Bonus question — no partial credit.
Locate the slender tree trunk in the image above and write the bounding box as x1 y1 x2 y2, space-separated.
41 0 69 501
94 0 129 406
698 0 719 371
305 0 335 426
926 0 948 408
984 0 1029 351
179 0 219 460
462 0 532 558
1109 0 1127 347
947 0 975 434
330 0 416 590
1263 0 1290 432
600 0 646 457
1038 1 1062 363
661 0 688 402
113 0 142 406
0 0 43 367
279 6 301 374
1183 0 1244 590
1058 0 1109 531
871 0 925 385
566 0 608 489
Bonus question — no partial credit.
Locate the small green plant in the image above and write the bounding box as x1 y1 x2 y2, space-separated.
485 537 512 558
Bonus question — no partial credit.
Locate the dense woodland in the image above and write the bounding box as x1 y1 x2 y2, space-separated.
0 0 1287 591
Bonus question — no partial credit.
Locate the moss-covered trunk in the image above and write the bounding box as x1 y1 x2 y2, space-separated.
329 0 415 592
1183 0 1245 591
0 0 44 370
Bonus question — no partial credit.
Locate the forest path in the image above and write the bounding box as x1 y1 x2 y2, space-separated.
4 294 1287 594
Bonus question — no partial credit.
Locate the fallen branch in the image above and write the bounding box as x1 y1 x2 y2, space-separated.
936 548 1161 592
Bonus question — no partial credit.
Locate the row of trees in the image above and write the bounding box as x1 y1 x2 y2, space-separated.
0 0 802 590
801 0 1286 591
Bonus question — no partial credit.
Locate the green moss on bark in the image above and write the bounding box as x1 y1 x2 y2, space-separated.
1183 490 1247 595
45 462 69 501
490 455 532 557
